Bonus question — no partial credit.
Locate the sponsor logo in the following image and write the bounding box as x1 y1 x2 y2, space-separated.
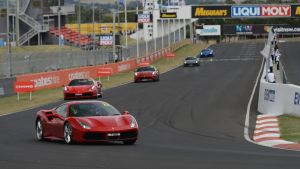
236 25 253 35
194 7 228 17
294 6 300 16
14 81 35 92
196 25 221 36
232 6 260 17
118 64 131 72
100 36 113 46
294 92 300 105
137 14 152 23
160 12 177 18
261 6 291 17
68 72 90 81
232 5 291 17
32 76 60 88
264 89 275 102
273 26 300 33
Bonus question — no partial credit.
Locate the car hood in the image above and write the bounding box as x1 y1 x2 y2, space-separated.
203 49 213 54
76 115 132 130
66 85 93 93
185 59 197 63
136 71 155 75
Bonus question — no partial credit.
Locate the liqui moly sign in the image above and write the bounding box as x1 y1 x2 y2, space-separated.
232 5 291 18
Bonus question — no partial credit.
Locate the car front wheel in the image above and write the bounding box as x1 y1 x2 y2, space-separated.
36 119 44 141
64 123 73 144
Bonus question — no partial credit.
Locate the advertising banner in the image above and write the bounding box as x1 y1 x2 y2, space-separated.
292 5 300 17
196 25 221 36
137 14 152 23
222 25 268 35
99 35 113 46
231 5 291 18
14 82 35 93
191 6 231 18
273 25 300 34
160 12 177 18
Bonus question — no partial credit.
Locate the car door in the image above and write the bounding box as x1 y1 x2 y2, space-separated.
52 104 67 139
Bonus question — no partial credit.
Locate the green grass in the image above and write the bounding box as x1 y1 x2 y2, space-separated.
278 115 300 143
0 42 209 115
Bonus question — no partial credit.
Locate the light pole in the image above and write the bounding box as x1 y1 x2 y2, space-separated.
92 1 95 50
58 0 61 47
124 0 128 48
77 0 81 47
136 0 139 60
6 0 12 77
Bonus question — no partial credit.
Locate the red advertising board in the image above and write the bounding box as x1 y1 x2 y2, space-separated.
97 68 112 77
14 81 35 93
261 6 291 17
165 52 176 58
139 61 150 67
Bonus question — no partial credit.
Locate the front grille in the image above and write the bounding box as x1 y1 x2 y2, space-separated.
120 131 138 139
84 132 106 140
66 93 75 97
82 92 93 97
84 130 138 141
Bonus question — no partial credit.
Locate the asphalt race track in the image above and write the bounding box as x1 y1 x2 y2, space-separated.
280 41 300 85
2 42 300 169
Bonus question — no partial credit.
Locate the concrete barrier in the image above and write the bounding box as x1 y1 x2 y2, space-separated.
258 27 300 116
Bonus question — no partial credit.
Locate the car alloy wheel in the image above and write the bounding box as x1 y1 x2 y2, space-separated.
36 120 44 141
64 123 73 144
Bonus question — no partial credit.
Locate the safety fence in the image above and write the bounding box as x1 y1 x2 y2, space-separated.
0 30 184 78
15 47 171 90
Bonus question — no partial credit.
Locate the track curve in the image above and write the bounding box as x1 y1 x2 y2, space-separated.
1 42 300 169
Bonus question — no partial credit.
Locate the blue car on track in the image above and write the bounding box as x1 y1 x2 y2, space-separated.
198 48 214 58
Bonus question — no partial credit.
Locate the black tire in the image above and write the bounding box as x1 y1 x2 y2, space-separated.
36 119 44 141
123 140 136 145
64 123 73 144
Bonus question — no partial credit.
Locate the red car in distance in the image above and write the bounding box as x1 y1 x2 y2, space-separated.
134 66 160 83
63 78 102 100
35 101 139 144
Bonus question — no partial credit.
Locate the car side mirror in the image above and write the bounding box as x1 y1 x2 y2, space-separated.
122 111 130 115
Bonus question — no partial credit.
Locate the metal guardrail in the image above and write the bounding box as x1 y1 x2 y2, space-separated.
279 61 288 84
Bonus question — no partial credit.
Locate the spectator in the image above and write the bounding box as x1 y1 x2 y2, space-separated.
275 49 281 70
267 69 276 83
271 47 275 63
114 53 118 63
269 56 273 73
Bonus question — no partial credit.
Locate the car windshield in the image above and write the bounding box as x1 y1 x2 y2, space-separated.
68 79 94 86
186 57 196 60
69 102 121 117
136 67 155 72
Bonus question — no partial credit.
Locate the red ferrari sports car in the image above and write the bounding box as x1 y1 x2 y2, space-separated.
63 78 102 100
35 101 139 144
134 66 159 82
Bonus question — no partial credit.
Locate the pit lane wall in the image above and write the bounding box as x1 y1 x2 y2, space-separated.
16 48 170 90
258 30 300 116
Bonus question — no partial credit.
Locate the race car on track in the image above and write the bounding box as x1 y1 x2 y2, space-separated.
197 48 214 58
183 56 200 67
134 66 160 82
63 78 102 100
35 101 139 144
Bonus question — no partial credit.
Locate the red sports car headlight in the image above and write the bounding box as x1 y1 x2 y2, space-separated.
134 72 138 76
130 116 138 128
64 86 69 92
77 120 92 129
89 85 96 91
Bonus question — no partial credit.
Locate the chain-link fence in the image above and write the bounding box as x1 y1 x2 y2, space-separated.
1 29 185 78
